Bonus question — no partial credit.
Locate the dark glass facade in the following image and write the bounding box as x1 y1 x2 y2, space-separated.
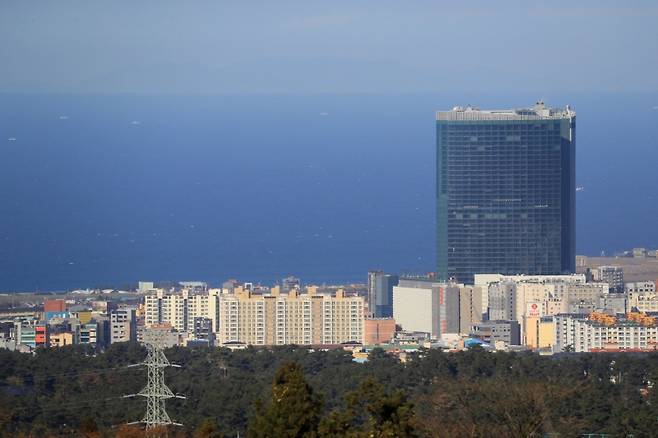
367 271 399 318
436 104 575 284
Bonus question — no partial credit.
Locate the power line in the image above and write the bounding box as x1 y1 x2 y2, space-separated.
125 329 185 431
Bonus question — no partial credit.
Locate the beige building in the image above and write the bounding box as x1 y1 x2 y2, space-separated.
526 316 556 350
631 293 658 312
218 288 364 346
50 332 74 348
459 285 483 334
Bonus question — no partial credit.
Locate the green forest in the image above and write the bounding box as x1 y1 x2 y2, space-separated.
1 344 657 437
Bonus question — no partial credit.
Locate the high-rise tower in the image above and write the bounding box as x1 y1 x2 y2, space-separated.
436 102 575 284
367 271 399 318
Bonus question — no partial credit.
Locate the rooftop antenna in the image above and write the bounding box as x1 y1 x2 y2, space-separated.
124 328 185 434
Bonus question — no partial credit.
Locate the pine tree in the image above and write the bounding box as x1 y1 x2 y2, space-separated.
319 378 416 438
247 362 322 438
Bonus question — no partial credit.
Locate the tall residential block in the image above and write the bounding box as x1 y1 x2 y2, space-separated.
367 271 399 318
436 102 576 283
218 289 364 346
144 288 221 334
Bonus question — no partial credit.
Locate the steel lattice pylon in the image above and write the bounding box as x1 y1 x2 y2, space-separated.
125 328 185 432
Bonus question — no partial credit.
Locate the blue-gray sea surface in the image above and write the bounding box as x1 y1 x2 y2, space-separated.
1 92 657 290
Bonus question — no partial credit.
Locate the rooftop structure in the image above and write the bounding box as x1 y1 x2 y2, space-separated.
436 101 575 121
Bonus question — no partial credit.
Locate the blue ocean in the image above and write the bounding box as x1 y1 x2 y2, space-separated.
1 92 657 291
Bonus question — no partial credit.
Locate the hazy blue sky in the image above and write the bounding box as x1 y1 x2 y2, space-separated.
1 1 657 94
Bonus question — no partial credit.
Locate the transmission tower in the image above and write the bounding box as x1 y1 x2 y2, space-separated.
125 327 185 432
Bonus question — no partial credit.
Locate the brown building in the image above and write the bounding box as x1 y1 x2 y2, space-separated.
364 318 396 345
44 299 66 313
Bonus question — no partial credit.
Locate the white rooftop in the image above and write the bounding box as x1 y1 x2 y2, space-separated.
437 101 575 121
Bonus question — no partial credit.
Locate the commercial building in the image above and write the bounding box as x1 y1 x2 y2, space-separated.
364 318 396 345
483 274 612 346
593 266 624 293
282 276 301 292
44 299 69 322
625 281 656 294
392 278 481 339
626 282 658 312
436 102 576 284
14 319 40 349
50 332 74 348
191 317 215 345
44 299 66 313
630 293 658 313
367 271 399 318
526 316 556 350
35 324 48 347
476 273 587 310
470 320 520 346
459 285 483 334
138 281 155 293
75 322 98 345
110 308 136 344
218 288 364 346
142 324 181 348
599 294 627 314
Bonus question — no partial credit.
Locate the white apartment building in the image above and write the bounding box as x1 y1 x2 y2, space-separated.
144 288 221 334
554 313 658 352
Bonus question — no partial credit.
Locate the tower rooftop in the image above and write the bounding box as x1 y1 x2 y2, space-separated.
436 101 575 121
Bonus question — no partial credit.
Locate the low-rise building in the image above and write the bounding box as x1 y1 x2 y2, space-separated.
50 332 74 348
470 320 520 346
75 322 98 345
142 324 183 348
625 281 656 294
364 318 396 345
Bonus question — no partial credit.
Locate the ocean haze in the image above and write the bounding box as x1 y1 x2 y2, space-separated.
1 1 657 94
1 92 657 291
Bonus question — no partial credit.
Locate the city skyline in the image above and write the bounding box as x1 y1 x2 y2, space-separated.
2 2 658 436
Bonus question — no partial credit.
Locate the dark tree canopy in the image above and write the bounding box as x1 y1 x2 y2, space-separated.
1 345 657 437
